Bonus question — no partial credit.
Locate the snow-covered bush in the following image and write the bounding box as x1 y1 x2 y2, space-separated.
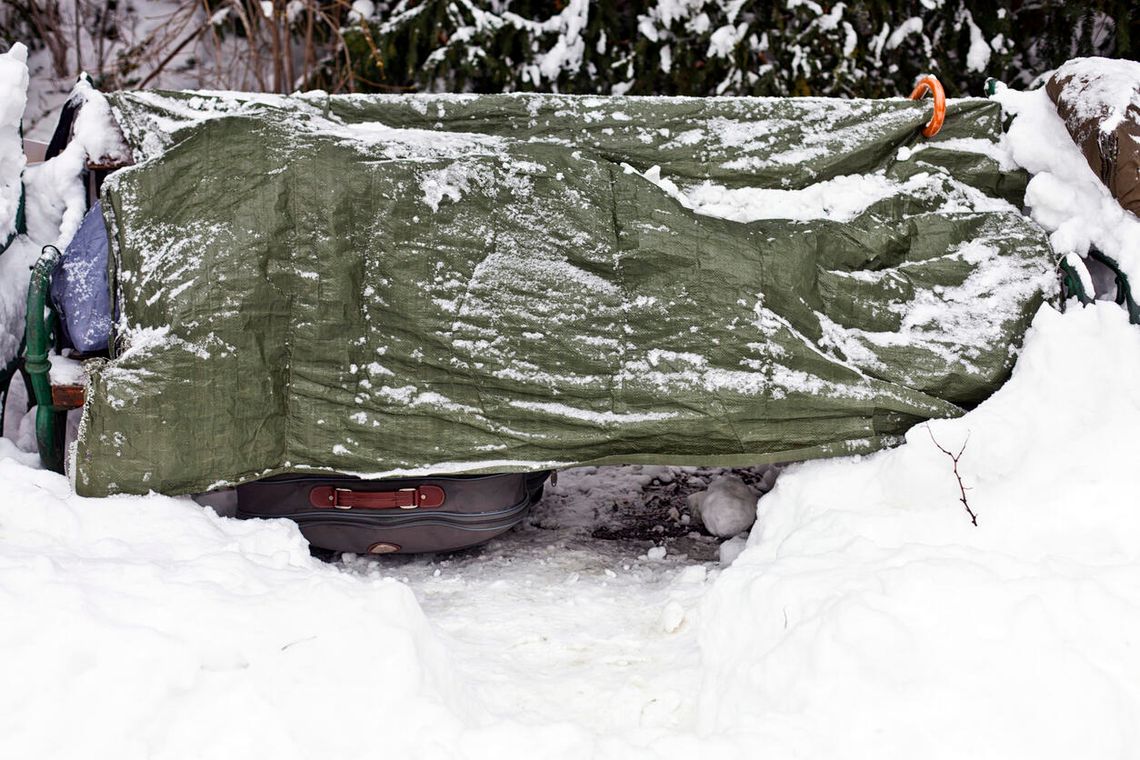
3 0 1133 113
341 0 1131 97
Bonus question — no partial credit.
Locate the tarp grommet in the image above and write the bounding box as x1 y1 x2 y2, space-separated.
909 75 946 138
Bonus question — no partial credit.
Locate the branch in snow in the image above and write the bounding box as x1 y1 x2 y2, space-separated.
927 426 977 527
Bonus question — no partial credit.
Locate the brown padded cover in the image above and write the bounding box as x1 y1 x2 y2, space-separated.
1047 61 1140 215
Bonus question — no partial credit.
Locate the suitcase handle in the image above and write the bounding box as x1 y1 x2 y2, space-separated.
309 485 446 510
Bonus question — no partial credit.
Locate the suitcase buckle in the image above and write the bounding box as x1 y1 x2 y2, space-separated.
398 487 418 509
332 488 354 509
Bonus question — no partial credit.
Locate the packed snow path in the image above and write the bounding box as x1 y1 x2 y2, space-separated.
342 467 724 734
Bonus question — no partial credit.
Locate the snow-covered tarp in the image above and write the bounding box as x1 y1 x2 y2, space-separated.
76 90 1056 496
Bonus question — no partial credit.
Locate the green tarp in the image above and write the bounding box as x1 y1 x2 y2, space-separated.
76 91 1055 496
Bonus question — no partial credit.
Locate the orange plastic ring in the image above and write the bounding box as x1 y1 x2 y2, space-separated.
908 75 946 138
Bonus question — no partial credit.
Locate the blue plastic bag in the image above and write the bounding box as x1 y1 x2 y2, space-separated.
51 200 111 353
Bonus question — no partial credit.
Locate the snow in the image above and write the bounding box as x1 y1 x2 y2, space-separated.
885 17 923 50
896 136 1018 171
707 24 748 59
420 163 474 211
717 535 748 566
7 302 1140 757
509 399 680 424
700 303 1140 757
348 0 376 22
6 53 1140 760
0 43 37 365
631 163 1013 223
0 43 28 248
962 11 991 73
688 473 758 537
1047 57 1140 134
22 79 128 249
0 449 468 757
532 0 590 83
47 354 86 386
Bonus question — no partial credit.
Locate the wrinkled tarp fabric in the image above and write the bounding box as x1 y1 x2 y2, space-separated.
75 91 1056 496
51 200 112 352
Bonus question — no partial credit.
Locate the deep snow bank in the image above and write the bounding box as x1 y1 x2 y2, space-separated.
0 446 474 758
699 302 1140 757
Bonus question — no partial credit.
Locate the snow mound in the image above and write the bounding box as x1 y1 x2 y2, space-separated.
689 474 758 537
698 303 1140 757
0 44 38 364
0 42 28 247
0 447 472 756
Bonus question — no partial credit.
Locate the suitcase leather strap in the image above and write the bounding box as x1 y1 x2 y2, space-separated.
309 485 446 510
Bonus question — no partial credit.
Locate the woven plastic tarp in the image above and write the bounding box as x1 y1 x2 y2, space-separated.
75 91 1055 496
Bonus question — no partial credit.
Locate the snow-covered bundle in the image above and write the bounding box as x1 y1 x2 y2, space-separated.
994 63 1140 310
1044 57 1140 216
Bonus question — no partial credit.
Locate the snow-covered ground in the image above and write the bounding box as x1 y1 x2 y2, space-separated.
4 300 1140 759
5 40 1140 757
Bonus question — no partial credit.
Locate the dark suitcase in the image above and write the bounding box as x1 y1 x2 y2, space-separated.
235 471 551 554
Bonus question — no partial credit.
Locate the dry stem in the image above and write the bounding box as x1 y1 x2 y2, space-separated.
926 426 977 527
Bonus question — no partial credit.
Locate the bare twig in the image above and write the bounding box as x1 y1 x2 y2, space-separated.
926 425 977 526
268 0 283 92
15 0 70 77
137 21 207 89
302 0 315 87
73 0 82 74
